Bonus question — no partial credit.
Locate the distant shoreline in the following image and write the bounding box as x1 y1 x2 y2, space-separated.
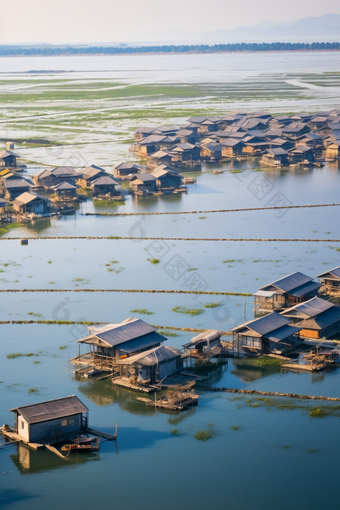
1 49 340 59
1 42 340 59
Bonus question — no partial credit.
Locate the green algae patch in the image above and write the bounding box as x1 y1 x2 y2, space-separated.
194 424 216 441
204 302 222 308
172 306 204 316
130 308 154 315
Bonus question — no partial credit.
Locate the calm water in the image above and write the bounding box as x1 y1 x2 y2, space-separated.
1 53 340 510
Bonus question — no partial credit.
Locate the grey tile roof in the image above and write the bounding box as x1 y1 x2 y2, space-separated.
9 395 88 424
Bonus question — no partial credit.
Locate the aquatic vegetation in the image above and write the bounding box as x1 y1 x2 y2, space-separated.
172 306 204 316
47 260 52 264
282 445 291 449
6 353 23 359
28 312 43 318
130 308 154 315
309 408 327 418
204 302 222 308
194 424 216 441
199 216 206 219
157 331 179 337
111 260 119 264
28 388 38 393
171 429 179 435
187 267 198 271
33 361 41 364
305 449 318 453
230 426 240 431
59 346 67 350
7 352 39 359
150 258 160 264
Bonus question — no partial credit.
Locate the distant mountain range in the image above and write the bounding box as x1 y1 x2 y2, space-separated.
136 13 340 44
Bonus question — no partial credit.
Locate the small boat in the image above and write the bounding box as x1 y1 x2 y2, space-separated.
61 437 100 452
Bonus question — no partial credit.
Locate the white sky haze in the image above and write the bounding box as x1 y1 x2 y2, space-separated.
2 0 340 44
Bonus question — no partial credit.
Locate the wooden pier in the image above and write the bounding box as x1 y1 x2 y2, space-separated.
137 389 199 411
112 377 157 393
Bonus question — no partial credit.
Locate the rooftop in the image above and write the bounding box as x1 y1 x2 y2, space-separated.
9 395 88 425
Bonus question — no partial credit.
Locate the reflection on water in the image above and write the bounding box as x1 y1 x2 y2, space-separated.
10 443 100 475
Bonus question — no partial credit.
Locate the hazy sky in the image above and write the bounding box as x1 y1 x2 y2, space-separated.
2 0 340 44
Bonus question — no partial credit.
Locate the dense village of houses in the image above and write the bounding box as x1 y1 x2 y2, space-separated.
1 109 340 220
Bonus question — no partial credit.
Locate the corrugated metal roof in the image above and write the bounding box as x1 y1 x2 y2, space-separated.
118 345 180 365
51 166 77 177
9 395 88 424
260 272 312 293
5 178 32 189
118 332 166 354
254 290 276 297
221 138 245 147
246 312 290 335
13 192 50 206
266 148 288 156
232 312 290 335
115 162 141 170
92 176 119 186
54 182 77 190
265 325 301 343
139 135 167 145
316 266 340 279
183 329 222 348
297 308 340 330
289 281 320 298
88 318 157 347
81 165 107 179
132 173 156 182
284 297 334 317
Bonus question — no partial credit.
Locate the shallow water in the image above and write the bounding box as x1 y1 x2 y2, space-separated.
1 52 340 510
0 325 339 510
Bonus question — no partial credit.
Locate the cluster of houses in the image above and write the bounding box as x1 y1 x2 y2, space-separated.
231 266 340 356
0 149 186 217
73 317 227 388
0 159 124 218
131 109 340 168
71 266 340 385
